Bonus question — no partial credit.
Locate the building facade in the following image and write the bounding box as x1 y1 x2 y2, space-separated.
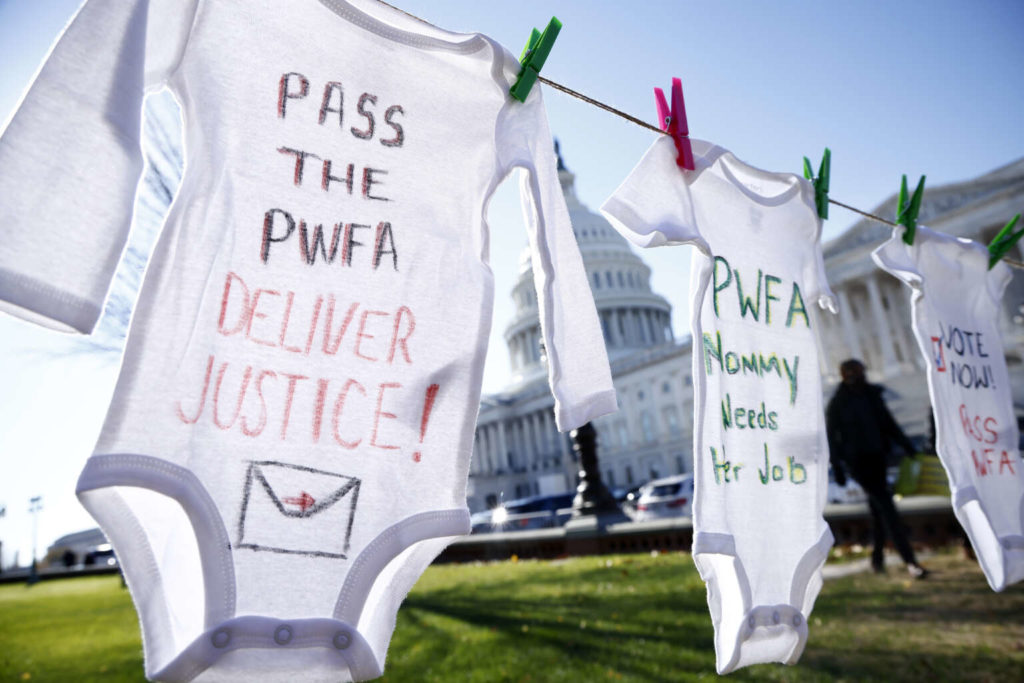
467 155 1024 513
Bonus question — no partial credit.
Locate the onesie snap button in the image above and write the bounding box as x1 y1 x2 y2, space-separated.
274 625 293 645
333 631 351 650
792 614 802 627
772 611 780 624
211 628 231 649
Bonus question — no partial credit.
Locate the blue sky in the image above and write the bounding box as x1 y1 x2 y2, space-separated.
1 0 1022 565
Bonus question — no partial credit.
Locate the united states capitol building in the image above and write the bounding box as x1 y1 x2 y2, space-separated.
465 155 1024 512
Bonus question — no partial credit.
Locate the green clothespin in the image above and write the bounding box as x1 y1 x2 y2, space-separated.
509 17 562 103
897 174 926 245
987 213 1023 269
802 148 831 220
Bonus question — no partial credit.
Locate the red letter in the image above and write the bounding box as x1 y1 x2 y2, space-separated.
323 298 359 355
387 305 415 364
332 379 366 449
959 405 974 440
355 310 388 362
218 272 251 336
371 382 401 450
971 449 987 476
312 378 329 443
983 417 999 445
278 291 304 353
303 296 324 355
176 355 214 424
1000 451 1016 475
213 363 252 430
247 289 281 347
241 370 276 437
279 372 309 440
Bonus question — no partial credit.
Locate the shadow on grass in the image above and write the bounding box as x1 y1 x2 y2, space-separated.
387 554 1024 682
389 558 718 680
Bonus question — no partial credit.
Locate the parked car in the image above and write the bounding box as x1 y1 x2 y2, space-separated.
488 493 575 532
635 474 694 521
616 484 644 511
470 509 494 534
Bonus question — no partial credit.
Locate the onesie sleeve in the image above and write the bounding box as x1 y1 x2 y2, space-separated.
495 87 617 432
0 0 199 333
871 228 924 290
985 259 1013 308
599 135 705 250
797 179 838 314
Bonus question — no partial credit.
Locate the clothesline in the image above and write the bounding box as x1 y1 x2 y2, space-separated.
378 1 1024 271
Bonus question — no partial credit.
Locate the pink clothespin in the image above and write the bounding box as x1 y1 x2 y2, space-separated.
654 77 694 171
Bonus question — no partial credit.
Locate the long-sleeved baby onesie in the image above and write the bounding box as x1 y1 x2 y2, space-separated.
602 136 836 673
873 226 1024 591
0 1 616 680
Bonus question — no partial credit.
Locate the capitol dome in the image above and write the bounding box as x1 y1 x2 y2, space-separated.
505 146 674 380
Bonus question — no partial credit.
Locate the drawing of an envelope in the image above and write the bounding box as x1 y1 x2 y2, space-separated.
237 460 361 559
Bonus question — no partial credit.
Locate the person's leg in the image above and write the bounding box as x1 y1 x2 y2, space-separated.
865 493 887 571
871 490 917 566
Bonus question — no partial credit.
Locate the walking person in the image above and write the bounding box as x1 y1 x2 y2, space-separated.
826 359 929 578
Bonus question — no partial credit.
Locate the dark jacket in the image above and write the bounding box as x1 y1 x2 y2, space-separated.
826 383 915 486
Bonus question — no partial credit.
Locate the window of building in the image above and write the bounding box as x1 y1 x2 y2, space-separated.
593 271 601 288
676 455 686 474
662 381 671 394
637 390 645 401
617 422 629 448
617 271 625 287
627 272 635 288
663 407 681 436
606 469 616 487
625 465 634 484
606 271 613 287
641 410 655 443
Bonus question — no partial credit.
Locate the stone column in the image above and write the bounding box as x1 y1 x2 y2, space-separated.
497 420 509 471
471 432 481 474
533 412 546 459
525 414 538 468
606 311 620 348
509 419 521 471
836 287 865 361
487 425 498 474
865 275 898 374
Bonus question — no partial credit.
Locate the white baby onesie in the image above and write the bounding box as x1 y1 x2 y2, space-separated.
873 226 1024 591
603 137 837 673
0 1 617 680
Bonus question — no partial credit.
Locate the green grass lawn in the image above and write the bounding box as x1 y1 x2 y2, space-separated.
1 551 1022 682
